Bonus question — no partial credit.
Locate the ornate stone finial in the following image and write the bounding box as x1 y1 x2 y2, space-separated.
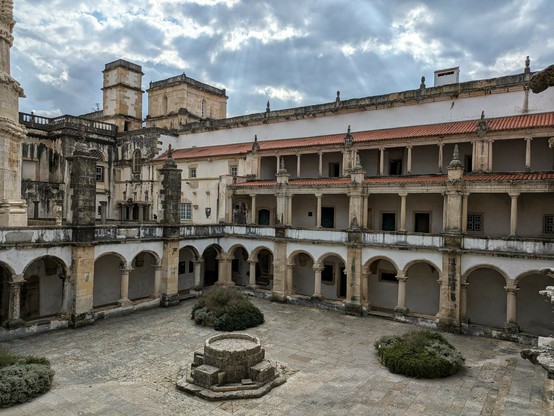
266 100 270 113
344 125 353 147
420 76 426 88
252 134 260 152
448 144 463 169
525 56 530 70
277 157 287 175
335 90 341 105
0 1 14 26
354 153 362 170
167 144 173 158
477 111 489 137
74 125 89 154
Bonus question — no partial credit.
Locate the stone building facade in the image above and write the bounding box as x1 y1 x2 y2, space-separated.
0 0 553 344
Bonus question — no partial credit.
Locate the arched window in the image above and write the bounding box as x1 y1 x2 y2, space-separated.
132 149 141 174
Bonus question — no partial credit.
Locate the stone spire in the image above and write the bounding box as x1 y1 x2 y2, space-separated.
0 0 27 226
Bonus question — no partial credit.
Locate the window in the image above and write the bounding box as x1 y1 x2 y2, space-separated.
180 203 192 221
322 265 334 283
230 166 238 176
258 209 270 225
544 215 554 234
132 149 141 174
329 162 340 177
464 155 473 173
381 212 396 231
96 166 104 182
414 212 430 233
467 213 482 232
379 271 398 283
189 167 197 178
389 159 402 175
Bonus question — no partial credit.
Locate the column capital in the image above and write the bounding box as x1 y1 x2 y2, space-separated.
508 191 520 198
505 284 519 293
11 274 24 283
312 263 324 272
396 272 407 281
398 191 408 198
119 267 133 273
247 258 258 264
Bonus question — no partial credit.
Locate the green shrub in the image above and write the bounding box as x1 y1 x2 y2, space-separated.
0 351 54 408
375 330 464 379
191 286 264 331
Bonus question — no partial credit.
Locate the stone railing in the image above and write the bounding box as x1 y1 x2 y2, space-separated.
285 228 349 243
463 236 554 255
363 232 444 247
0 227 72 244
20 112 117 136
95 225 163 240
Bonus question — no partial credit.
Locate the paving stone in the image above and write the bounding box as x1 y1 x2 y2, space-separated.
0 298 549 415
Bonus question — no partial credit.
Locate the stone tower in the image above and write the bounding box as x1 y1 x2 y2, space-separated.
102 59 143 132
0 0 27 226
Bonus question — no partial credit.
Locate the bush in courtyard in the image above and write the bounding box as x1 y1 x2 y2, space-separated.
0 351 54 408
191 286 264 331
374 330 464 379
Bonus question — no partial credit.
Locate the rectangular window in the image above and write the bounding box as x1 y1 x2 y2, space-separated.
545 215 554 234
180 203 192 221
389 159 402 175
230 166 238 176
329 162 340 177
414 212 430 233
467 213 482 232
381 212 396 231
322 265 334 283
464 155 473 173
189 168 197 178
379 271 398 283
96 166 104 182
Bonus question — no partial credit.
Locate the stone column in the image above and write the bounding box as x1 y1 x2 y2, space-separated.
399 192 407 232
70 245 95 327
296 154 301 178
509 192 519 237
362 194 369 229
60 272 72 317
487 139 494 171
276 156 280 172
286 263 294 295
250 194 256 224
153 264 162 297
379 147 385 175
525 137 532 171
100 201 107 224
318 152 323 177
217 253 234 285
406 144 412 174
394 272 408 315
438 141 444 172
286 195 293 226
505 283 519 332
312 264 323 299
270 238 287 301
461 193 469 232
248 259 257 287
194 259 203 290
6 275 24 328
460 281 469 323
119 266 132 306
160 239 179 306
361 268 369 306
315 193 322 228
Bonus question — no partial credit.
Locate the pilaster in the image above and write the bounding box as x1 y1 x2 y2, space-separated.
70 245 95 328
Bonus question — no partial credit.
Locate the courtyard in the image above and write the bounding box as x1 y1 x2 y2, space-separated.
0 297 548 415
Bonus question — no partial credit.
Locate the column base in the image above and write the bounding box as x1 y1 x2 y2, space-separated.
311 294 323 301
270 291 287 303
118 298 133 307
504 322 520 334
5 318 25 329
394 306 409 316
70 312 95 328
437 317 461 334
344 301 363 316
160 293 179 307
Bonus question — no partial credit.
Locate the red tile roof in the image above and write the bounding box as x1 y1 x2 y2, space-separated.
464 172 554 181
158 112 554 161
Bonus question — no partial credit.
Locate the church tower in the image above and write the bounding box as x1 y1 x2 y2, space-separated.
102 59 143 132
0 0 27 226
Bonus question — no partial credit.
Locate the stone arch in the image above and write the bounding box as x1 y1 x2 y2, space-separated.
290 251 315 296
514 271 553 336
462 264 509 285
93 252 126 308
366 257 399 312
253 248 273 288
129 251 158 301
202 244 222 287
404 260 440 316
317 253 347 300
178 246 199 295
21 255 68 320
466 266 507 329
229 245 249 287
250 246 273 259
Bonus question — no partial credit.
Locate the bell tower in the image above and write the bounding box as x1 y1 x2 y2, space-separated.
0 0 27 226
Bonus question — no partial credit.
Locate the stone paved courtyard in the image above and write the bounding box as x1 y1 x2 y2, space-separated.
0 298 548 415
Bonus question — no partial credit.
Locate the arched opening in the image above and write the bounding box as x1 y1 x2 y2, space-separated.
93 254 123 308
132 149 141 175
22 256 65 320
255 249 273 288
405 262 440 316
178 246 197 296
231 247 249 286
129 252 157 301
292 252 314 296
0 263 12 324
202 246 220 287
517 273 553 336
466 268 506 329
319 255 346 300
366 258 398 312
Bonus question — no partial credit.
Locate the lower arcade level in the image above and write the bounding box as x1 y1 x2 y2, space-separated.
0 223 552 342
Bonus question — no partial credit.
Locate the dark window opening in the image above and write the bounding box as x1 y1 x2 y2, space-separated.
464 155 472 173
321 207 335 228
329 162 340 177
382 213 396 231
380 272 398 283
389 159 402 175
178 261 187 274
258 209 270 225
322 265 333 283
414 212 430 233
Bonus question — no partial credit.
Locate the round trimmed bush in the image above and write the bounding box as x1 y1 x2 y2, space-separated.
191 286 264 331
0 351 54 408
374 330 464 379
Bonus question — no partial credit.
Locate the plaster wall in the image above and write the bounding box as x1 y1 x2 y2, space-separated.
93 255 121 306
493 139 526 171
405 262 440 316
128 253 156 300
467 194 510 237
466 268 506 328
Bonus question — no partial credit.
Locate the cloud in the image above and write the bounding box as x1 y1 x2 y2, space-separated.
10 0 554 118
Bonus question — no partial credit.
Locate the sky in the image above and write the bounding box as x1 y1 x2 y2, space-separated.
10 0 554 119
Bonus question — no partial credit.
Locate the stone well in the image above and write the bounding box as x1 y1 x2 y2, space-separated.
176 333 286 400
